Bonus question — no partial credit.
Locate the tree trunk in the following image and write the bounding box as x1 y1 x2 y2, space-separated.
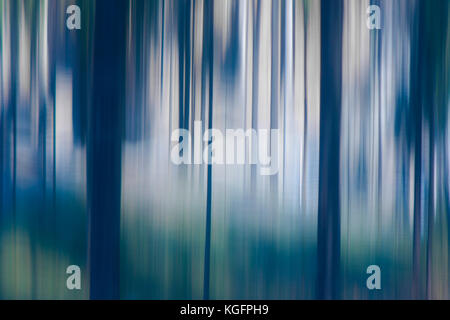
88 0 127 299
411 2 424 299
426 117 434 299
301 0 308 213
316 0 343 300
202 0 214 300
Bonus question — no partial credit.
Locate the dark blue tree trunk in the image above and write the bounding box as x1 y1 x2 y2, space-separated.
302 0 309 212
202 0 214 301
177 0 192 132
422 0 448 299
411 1 424 299
88 0 127 299
317 0 343 300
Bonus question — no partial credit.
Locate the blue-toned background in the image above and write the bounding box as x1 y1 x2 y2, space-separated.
0 0 449 299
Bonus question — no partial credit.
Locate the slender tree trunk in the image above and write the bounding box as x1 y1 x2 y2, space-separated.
250 2 261 192
445 140 450 269
412 71 422 300
177 0 192 132
317 0 343 300
0 26 3 298
301 0 308 212
10 0 18 297
445 141 450 247
30 4 39 298
423 0 447 299
202 0 214 300
270 0 280 195
426 117 434 299
88 0 127 299
411 2 424 299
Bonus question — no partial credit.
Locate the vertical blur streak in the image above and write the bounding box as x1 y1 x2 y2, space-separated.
88 0 127 300
202 0 214 301
0 0 449 299
317 0 343 300
411 0 423 298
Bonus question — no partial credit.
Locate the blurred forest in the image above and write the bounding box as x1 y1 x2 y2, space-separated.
0 0 449 299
